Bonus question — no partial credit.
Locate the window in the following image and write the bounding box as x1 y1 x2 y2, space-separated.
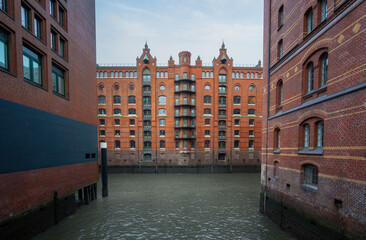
23 46 42 86
234 140 240 149
249 85 255 92
128 96 136 104
204 96 211 104
128 109 136 115
248 109 255 115
205 130 210 136
0 29 9 70
303 164 318 186
247 72 250 78
204 108 211 115
218 154 226 161
99 119 105 126
100 130 105 136
159 109 166 115
249 119 254 126
129 85 135 91
59 38 65 58
274 161 279 178
160 141 165 149
218 141 226 150
205 85 210 91
320 53 328 86
219 120 226 127
160 130 165 136
130 141 135 149
126 72 129 78
98 96 106 104
115 130 120 136
218 86 226 94
98 109 106 115
205 119 210 125
277 81 283 107
275 129 281 150
160 85 165 91
219 131 226 138
249 130 254 137
58 6 65 27
240 72 243 78
251 73 254 78
218 110 226 117
114 119 120 126
175 85 179 92
50 0 56 18
219 96 226 106
52 65 65 96
320 0 327 22
0 0 7 12
234 85 240 91
191 119 195 127
21 5 29 30
113 96 121 104
130 130 135 136
316 121 324 148
160 119 165 126
143 142 152 151
191 85 195 92
143 97 151 107
255 73 258 79
306 8 313 34
248 96 256 105
144 131 151 138
144 153 152 161
175 74 179 80
219 74 227 83
236 72 239 78
249 140 254 149
34 16 42 39
142 69 151 83
191 98 195 105
111 72 114 78
130 119 135 126
183 72 187 79
113 109 121 115
278 40 283 59
278 5 284 27
234 130 240 136
183 97 188 104
191 141 195 148
115 140 120 149
143 120 151 127
304 124 310 148
176 141 179 149
234 119 240 126
307 62 314 92
143 110 151 118
191 74 195 80
159 96 166 105
175 120 179 127
233 109 240 115
143 86 150 94
114 85 119 90
50 31 58 52
205 140 210 148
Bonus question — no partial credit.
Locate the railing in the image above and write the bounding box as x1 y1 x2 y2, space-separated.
218 147 226 151
218 104 226 107
218 135 226 139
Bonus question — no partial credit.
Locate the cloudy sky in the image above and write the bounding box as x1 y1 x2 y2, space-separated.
96 0 264 66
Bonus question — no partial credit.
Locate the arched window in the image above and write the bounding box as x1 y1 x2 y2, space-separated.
304 124 310 148
130 141 135 149
278 40 283 59
234 140 240 149
159 119 165 126
219 96 226 106
202 72 205 78
232 72 235 78
219 74 227 83
320 53 328 86
303 164 318 186
159 109 166 115
159 96 166 105
204 108 211 115
191 74 195 80
210 72 213 78
114 85 119 90
96 72 99 78
240 72 243 78
126 71 129 78
143 141 152 150
234 96 241 104
251 73 254 78
130 71 133 78
307 62 314 92
247 72 250 78
236 72 239 78
128 108 136 115
218 141 226 150
165 72 168 78
156 72 160 78
143 96 151 106
110 72 114 78
98 96 106 105
115 140 120 149
205 85 210 91
305 8 313 34
218 110 226 117
128 96 136 104
248 109 255 115
320 0 327 22
113 95 121 104
277 80 283 107
275 128 281 150
249 85 255 91
278 5 284 27
98 109 106 115
219 120 226 127
205 140 210 148
316 121 324 148
143 131 151 138
119 72 122 78
113 109 121 115
160 140 165 149
204 96 211 104
104 72 107 78
255 73 258 79
218 85 226 94
233 109 241 115
143 110 151 118
134 72 137 77
142 69 151 83
248 96 255 105
248 140 254 149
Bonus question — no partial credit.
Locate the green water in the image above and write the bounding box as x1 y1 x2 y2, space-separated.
34 174 293 240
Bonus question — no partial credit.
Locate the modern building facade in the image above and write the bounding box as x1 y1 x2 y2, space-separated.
96 43 263 172
0 0 98 239
261 0 366 239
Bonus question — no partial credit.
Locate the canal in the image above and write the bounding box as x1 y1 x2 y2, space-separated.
34 174 293 240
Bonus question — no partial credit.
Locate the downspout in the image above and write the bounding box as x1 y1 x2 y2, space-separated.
264 0 272 215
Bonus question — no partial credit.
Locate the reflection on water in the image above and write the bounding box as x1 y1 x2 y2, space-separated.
34 174 293 240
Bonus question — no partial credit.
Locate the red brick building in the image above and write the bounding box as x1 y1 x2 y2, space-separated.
96 43 263 172
0 0 98 239
261 0 366 239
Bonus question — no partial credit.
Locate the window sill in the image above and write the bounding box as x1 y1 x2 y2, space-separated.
204 148 211 151
298 147 323 155
128 114 137 117
273 148 280 154
235 136 240 138
301 184 318 193
130 148 136 151
277 24 283 31
24 79 48 92
113 114 122 116
129 136 135 138
114 135 120 137
248 148 254 151
0 67 16 78
98 114 106 117
303 85 328 99
100 135 105 138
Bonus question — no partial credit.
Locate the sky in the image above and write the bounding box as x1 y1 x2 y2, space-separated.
96 0 264 66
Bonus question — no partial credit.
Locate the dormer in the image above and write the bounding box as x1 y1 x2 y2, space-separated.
213 42 233 67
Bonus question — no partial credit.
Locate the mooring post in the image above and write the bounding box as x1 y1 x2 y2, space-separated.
101 142 108 197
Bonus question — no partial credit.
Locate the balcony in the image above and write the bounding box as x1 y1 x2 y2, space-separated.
218 104 227 108
143 115 151 120
175 89 196 94
218 147 226 152
218 135 226 140
142 80 151 85
174 78 195 83
174 102 196 107
175 136 196 140
175 113 196 118
218 125 226 129
175 125 195 129
218 114 226 118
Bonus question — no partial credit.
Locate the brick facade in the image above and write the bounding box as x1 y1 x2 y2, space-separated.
97 43 263 169
261 0 366 239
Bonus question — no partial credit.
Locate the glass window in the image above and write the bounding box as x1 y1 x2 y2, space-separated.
204 96 211 104
130 119 135 126
307 9 313 34
279 5 284 26
115 119 120 125
128 109 136 115
317 121 324 147
249 130 254 137
58 7 64 27
129 85 135 91
115 130 120 136
249 140 254 149
218 86 226 93
247 73 250 78
23 46 42 86
234 119 240 126
233 109 240 115
115 141 120 149
183 72 187 79
321 0 327 22
51 31 56 51
113 95 121 104
279 40 283 59
160 119 165 126
143 121 151 127
98 96 105 104
175 74 179 80
321 53 328 86
219 74 227 83
303 164 318 186
248 96 255 104
249 119 254 126
0 29 9 70
219 96 226 106
159 96 166 105
130 130 135 136
205 119 210 125
191 74 195 80
50 0 55 17
100 130 105 136
240 72 243 78
205 140 210 148
234 96 241 104
143 131 151 138
204 109 211 115
159 109 166 115
21 5 29 29
130 141 136 149
308 62 314 92
248 109 255 115
59 38 65 58
251 73 254 78
160 141 165 148
52 65 65 96
99 85 104 91
304 124 310 148
218 110 226 117
234 85 240 91
236 72 239 78
98 109 106 115
99 119 105 126
34 16 42 39
249 85 255 91
175 120 179 127
276 129 281 149
129 96 136 104
160 130 165 136
234 130 240 136
113 109 121 115
205 130 210 136
160 85 165 91
205 85 210 91
234 140 240 148
202 72 205 78
255 73 258 79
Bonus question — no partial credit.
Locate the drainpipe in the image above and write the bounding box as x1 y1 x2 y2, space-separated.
264 0 272 215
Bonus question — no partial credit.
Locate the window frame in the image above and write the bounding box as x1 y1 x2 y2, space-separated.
23 45 43 86
0 28 9 71
52 64 66 96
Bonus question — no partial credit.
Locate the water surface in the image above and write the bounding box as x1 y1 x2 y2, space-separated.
34 174 293 240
